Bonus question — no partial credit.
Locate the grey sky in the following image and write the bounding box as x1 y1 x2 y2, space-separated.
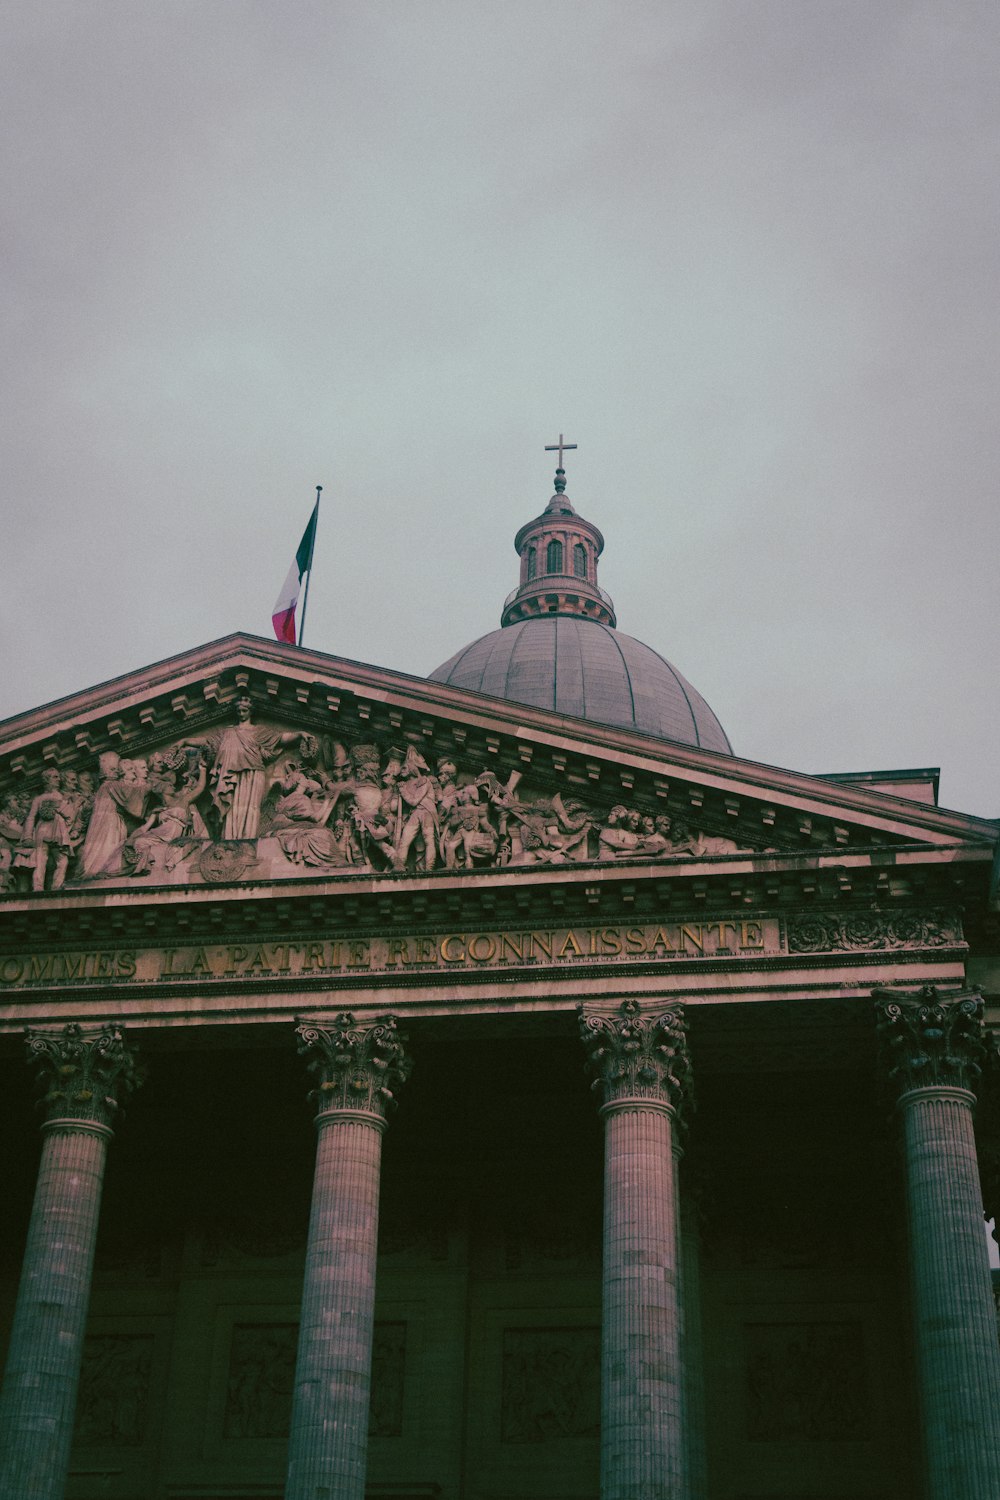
2 1 998 815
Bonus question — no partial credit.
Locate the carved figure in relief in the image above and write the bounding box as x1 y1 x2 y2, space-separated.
196 697 315 839
316 742 398 869
123 762 209 875
636 813 675 856
504 793 591 866
268 765 348 868
79 752 148 878
598 805 642 860
0 793 27 890
668 817 745 856
0 702 772 894
393 747 440 871
437 759 485 868
20 769 75 891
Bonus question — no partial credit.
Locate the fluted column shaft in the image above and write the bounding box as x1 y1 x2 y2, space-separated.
286 1014 410 1500
601 1100 683 1499
0 1024 140 1500
680 1191 707 1500
899 1085 1000 1497
877 987 1000 1500
0 1122 110 1499
286 1109 386 1500
581 999 692 1500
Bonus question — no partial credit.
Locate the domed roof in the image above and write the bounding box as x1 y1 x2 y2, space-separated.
429 447 733 755
430 616 733 754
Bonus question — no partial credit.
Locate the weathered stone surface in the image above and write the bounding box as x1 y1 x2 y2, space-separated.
285 1014 411 1500
876 987 1000 1500
0 1025 141 1500
581 1000 692 1500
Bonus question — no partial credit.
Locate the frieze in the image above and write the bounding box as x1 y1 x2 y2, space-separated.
74 1333 154 1447
222 1319 405 1441
744 1322 870 1442
787 910 963 953
0 702 756 895
501 1326 600 1443
0 918 782 991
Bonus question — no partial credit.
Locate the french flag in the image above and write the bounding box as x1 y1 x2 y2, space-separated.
272 495 320 645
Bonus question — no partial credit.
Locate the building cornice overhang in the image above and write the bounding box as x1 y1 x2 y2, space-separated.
0 632 994 852
0 840 986 954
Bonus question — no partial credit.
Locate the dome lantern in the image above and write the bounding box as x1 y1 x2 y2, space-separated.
501 447 616 629
430 445 733 756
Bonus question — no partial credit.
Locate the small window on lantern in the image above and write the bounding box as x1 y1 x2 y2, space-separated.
526 547 536 581
574 543 587 579
546 539 563 574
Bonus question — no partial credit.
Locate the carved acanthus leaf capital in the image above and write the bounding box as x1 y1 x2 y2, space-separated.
295 1012 411 1121
25 1022 143 1129
579 999 692 1120
875 986 986 1100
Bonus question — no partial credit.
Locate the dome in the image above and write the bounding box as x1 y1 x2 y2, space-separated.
430 616 733 754
429 447 733 755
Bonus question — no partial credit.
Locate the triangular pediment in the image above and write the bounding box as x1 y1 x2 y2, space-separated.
0 632 993 901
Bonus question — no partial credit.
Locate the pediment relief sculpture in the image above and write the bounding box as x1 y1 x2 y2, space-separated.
0 699 760 894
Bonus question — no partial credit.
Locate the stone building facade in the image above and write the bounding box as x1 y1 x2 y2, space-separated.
0 470 998 1500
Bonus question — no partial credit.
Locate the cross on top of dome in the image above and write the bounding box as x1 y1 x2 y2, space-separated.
500 441 614 628
544 432 577 494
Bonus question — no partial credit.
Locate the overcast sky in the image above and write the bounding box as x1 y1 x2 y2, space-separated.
2 1 998 816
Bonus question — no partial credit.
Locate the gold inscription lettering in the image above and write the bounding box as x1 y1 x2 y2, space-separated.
116 951 137 978
348 940 370 969
440 934 466 963
557 931 584 959
680 924 704 953
243 946 273 976
529 931 553 961
500 932 524 962
706 921 738 949
647 926 675 956
28 954 53 981
301 943 327 973
600 927 623 955
188 947 212 977
413 936 436 964
625 927 646 955
740 920 765 949
468 933 497 963
1 957 24 983
386 936 410 967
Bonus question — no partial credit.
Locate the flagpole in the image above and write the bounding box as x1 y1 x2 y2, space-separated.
297 485 322 647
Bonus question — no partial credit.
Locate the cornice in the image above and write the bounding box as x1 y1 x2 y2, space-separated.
0 635 993 860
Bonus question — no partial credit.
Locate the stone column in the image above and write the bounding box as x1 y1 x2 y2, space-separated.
0 1024 141 1500
285 1013 411 1500
580 998 693 1500
876 986 1000 1499
679 1190 707 1500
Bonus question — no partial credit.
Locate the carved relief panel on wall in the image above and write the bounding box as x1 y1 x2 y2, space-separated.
73 1334 154 1448
500 1327 600 1444
0 699 754 893
222 1319 406 1441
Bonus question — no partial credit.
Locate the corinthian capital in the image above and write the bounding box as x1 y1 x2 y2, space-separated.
25 1022 143 1130
875 986 987 1099
579 999 692 1119
295 1013 411 1121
